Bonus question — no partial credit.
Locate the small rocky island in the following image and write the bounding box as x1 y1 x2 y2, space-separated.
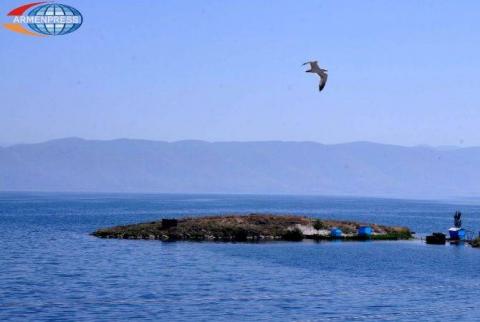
92 214 412 242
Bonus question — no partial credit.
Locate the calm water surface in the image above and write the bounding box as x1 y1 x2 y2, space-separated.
1 193 480 321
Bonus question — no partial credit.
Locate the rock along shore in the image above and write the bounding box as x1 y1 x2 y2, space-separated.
92 214 412 242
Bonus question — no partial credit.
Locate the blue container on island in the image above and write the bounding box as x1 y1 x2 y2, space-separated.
448 227 465 240
330 228 343 238
358 226 372 237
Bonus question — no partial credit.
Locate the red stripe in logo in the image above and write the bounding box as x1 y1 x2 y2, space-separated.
7 2 46 16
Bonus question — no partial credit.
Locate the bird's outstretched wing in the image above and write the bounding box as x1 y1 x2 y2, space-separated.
302 60 317 66
318 72 328 91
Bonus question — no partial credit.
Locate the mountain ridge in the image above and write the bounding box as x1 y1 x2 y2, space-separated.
1 138 479 198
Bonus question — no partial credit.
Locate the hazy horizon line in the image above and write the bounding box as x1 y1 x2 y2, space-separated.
0 189 478 205
0 136 473 150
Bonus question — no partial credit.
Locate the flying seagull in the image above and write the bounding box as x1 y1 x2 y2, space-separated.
302 61 328 92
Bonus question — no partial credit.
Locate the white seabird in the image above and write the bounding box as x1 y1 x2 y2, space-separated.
302 61 328 92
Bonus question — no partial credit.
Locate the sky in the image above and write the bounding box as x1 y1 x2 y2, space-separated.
1 0 480 147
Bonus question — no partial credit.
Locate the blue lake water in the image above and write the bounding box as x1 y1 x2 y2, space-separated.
1 192 480 321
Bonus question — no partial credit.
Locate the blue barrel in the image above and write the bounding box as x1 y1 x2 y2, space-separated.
358 226 372 236
449 228 465 240
330 228 343 238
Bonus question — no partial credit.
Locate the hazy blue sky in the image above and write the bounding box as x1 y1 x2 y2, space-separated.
1 0 479 146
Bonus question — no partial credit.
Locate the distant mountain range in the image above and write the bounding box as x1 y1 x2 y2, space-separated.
1 137 480 198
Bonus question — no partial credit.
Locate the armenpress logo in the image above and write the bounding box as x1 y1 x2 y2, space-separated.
4 2 83 36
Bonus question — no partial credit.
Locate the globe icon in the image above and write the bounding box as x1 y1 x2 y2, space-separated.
27 4 83 36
